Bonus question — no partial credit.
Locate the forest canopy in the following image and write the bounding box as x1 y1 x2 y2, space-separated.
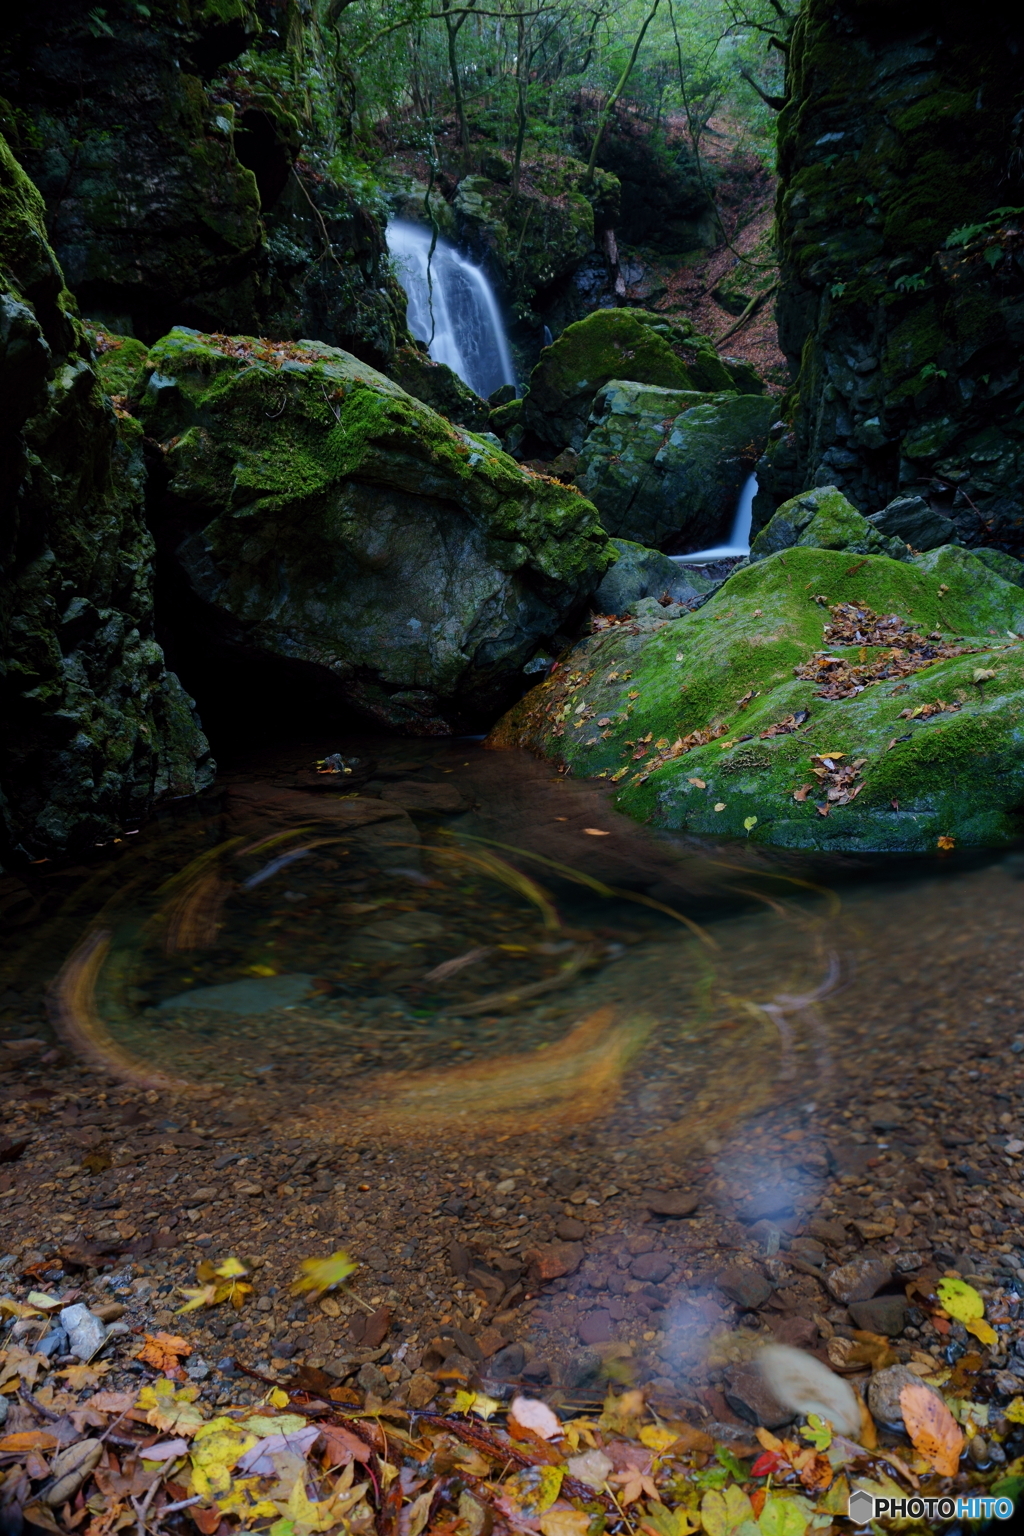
235 0 790 181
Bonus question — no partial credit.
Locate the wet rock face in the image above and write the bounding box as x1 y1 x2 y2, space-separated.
577 382 776 552
1 2 404 362
139 328 613 735
0 137 212 864
759 1 1024 546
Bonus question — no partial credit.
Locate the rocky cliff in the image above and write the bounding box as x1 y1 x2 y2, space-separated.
0 134 211 865
0 0 405 362
758 0 1024 549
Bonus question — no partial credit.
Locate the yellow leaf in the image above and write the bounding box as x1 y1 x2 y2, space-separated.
639 1425 680 1454
176 1284 218 1315
137 1379 205 1436
1005 1397 1024 1424
743 816 758 832
540 1513 591 1536
215 1476 278 1520
966 1316 997 1347
451 1390 478 1415
936 1278 985 1325
214 1257 248 1279
268 1388 290 1409
247 964 277 976
291 1250 357 1297
701 1483 754 1536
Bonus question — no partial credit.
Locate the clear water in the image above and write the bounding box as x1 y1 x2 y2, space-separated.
387 221 516 400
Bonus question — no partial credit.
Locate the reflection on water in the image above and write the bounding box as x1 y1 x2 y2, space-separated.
21 736 856 1158
5 733 1024 1402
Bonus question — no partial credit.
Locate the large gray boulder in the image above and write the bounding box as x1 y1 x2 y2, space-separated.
575 381 776 551
592 539 721 615
138 328 613 734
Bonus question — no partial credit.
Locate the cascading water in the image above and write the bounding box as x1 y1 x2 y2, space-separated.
387 220 516 400
669 471 758 564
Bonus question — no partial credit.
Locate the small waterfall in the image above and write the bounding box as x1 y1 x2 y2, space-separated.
387 220 516 400
670 472 758 564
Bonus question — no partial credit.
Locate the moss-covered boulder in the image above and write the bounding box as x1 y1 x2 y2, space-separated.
137 327 613 734
519 307 738 455
387 345 490 430
750 486 910 564
0 137 211 864
489 543 1024 852
577 382 776 551
453 154 620 311
592 540 722 616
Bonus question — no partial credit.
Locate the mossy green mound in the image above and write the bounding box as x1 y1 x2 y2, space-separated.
137 327 613 732
750 485 910 564
490 544 1024 852
577 381 776 550
520 307 738 455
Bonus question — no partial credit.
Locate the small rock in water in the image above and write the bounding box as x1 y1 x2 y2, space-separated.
555 1217 588 1241
757 1345 861 1437
159 973 315 1014
724 1365 795 1429
717 1264 772 1311
848 1294 907 1336
578 1309 613 1346
867 1363 943 1430
825 1256 892 1303
630 1251 672 1284
60 1303 106 1362
644 1188 701 1217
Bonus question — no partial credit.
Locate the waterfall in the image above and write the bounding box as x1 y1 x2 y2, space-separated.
670 472 758 564
386 220 516 401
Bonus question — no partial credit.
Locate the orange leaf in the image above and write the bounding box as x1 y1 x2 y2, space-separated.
899 1382 963 1476
0 1430 60 1452
135 1331 192 1373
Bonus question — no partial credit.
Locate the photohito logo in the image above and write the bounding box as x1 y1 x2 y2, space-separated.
848 1489 1015 1523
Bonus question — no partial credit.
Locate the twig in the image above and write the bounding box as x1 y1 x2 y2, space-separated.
158 1494 203 1514
131 1467 165 1536
18 1387 60 1422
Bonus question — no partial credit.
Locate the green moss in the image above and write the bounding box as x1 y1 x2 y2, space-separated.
490 544 1024 852
750 485 909 562
83 327 150 397
520 307 738 453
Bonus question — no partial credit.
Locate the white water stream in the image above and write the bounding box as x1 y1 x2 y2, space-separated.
387 220 516 400
669 472 758 564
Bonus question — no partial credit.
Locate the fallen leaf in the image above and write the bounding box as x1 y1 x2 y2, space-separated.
687 778 706 788
510 1394 562 1440
137 1378 205 1435
700 1483 755 1536
936 1277 985 1327
136 1332 192 1374
540 1513 591 1536
1006 1397 1024 1424
56 1361 111 1390
714 802 726 812
583 828 609 836
743 815 758 832
937 834 956 852
638 1424 680 1454
566 1448 613 1488
0 1429 60 1453
899 1380 963 1476
291 1250 357 1297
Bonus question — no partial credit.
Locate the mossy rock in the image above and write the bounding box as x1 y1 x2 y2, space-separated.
592 539 722 616
520 307 738 455
387 344 489 430
83 326 150 397
0 135 211 862
489 542 1024 852
750 486 910 564
453 153 620 308
137 326 613 733
577 381 776 551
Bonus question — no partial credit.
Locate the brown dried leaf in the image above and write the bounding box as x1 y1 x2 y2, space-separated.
899 1381 963 1476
